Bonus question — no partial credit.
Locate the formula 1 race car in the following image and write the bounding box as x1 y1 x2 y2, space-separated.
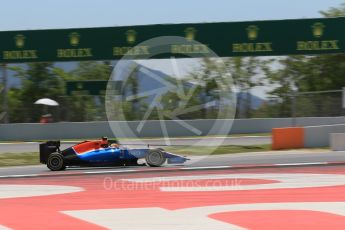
39 137 189 171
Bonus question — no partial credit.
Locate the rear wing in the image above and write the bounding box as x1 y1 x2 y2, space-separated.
39 141 61 164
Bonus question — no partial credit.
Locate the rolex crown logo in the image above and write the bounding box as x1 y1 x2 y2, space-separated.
185 27 197 41
15 34 26 48
126 30 137 44
312 22 325 38
69 32 80 46
246 25 259 41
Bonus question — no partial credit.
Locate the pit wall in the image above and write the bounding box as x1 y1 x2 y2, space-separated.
1 117 345 142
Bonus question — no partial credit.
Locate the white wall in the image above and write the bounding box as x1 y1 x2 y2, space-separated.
304 124 345 148
1 117 345 141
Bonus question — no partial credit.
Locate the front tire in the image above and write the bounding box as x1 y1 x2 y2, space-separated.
47 153 66 171
145 149 166 167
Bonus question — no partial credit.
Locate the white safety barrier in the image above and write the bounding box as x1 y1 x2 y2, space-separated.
304 124 345 148
1 117 345 141
330 133 345 151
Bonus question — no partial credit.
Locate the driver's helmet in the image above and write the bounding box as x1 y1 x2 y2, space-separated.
101 136 108 145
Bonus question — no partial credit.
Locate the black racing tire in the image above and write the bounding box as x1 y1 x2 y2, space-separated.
145 149 166 167
47 153 66 171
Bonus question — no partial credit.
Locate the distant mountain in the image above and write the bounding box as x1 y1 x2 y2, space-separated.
124 64 266 110
6 64 23 88
6 62 84 88
5 61 265 110
120 62 177 97
236 92 265 110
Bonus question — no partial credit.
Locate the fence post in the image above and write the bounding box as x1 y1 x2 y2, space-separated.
1 64 8 123
291 92 297 127
342 87 345 116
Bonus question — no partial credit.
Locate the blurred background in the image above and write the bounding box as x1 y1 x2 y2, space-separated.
2 1 345 124
1 54 345 123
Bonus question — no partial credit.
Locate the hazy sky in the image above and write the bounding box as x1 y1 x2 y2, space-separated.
0 0 344 31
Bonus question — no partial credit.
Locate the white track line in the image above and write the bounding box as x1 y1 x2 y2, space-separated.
181 166 232 170
84 170 137 174
275 162 328 166
0 142 38 145
0 174 39 178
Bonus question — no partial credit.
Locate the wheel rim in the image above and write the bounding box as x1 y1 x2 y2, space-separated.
51 157 60 167
148 152 162 165
149 152 160 164
48 155 63 170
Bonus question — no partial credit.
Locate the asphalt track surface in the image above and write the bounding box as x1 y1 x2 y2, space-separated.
1 149 345 177
0 136 271 153
1 165 345 229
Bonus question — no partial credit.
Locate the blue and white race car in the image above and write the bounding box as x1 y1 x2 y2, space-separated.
39 137 189 171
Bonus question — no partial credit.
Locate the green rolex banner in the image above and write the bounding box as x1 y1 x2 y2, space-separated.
1 17 345 63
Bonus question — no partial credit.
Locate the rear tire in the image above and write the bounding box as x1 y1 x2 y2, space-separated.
47 153 66 171
145 149 166 167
